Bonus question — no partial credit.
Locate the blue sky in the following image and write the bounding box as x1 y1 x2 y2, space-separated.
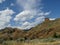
43 0 60 18
0 0 60 29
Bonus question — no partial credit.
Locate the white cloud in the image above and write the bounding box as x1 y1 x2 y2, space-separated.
0 8 15 29
49 18 56 20
0 0 51 29
10 3 14 6
0 0 5 3
17 0 30 10
14 10 37 21
13 0 51 29
16 0 41 10
44 12 51 15
14 10 50 29
15 16 45 29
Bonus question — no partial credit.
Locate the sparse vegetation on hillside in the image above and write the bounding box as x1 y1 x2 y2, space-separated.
0 18 60 45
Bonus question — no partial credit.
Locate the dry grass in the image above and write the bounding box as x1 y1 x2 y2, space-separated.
1 40 60 45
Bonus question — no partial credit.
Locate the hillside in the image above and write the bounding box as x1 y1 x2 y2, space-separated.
27 18 60 39
0 18 60 41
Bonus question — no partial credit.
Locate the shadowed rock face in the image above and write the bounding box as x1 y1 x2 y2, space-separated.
45 18 50 21
0 18 60 40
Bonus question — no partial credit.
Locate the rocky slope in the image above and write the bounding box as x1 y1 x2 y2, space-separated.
0 18 60 40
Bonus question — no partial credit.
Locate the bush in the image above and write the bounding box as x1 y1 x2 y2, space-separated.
53 33 60 38
0 39 4 44
17 38 25 42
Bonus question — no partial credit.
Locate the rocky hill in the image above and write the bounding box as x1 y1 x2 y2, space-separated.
0 18 60 40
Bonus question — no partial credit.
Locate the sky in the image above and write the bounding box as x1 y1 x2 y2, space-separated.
0 0 60 29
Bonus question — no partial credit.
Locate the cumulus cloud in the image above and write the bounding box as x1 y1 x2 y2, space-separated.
0 0 51 29
0 0 5 3
17 0 41 10
49 18 56 20
0 8 15 29
13 0 51 29
14 10 38 21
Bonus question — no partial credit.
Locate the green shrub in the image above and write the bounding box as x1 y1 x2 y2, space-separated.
17 38 25 42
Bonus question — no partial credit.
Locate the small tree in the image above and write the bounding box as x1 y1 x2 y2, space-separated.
53 33 57 38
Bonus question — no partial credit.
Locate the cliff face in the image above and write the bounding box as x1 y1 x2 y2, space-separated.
0 18 60 40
